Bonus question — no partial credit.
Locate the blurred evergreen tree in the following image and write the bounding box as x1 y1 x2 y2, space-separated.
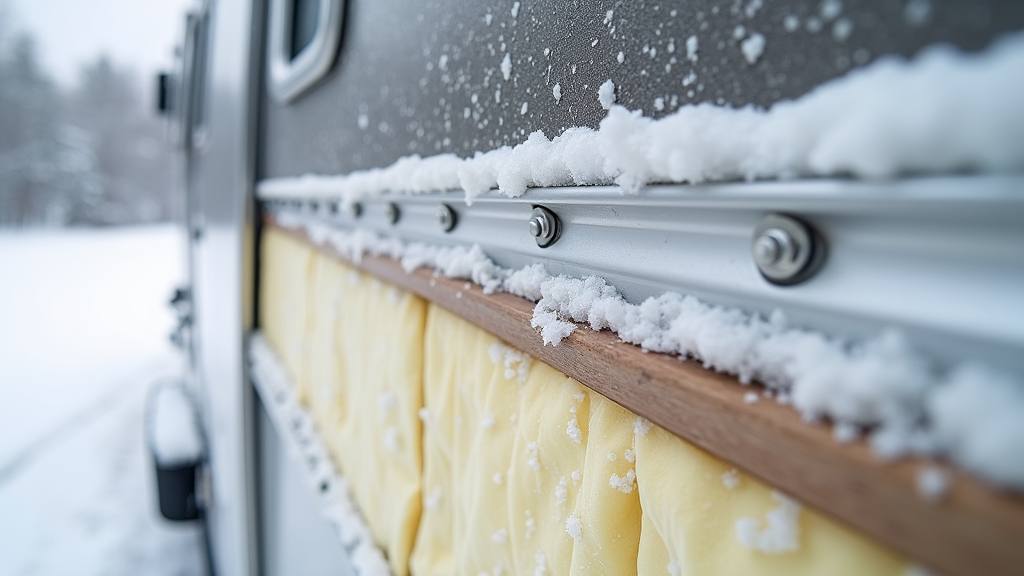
0 14 180 227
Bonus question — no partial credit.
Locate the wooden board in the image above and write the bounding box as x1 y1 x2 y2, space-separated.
267 217 1024 576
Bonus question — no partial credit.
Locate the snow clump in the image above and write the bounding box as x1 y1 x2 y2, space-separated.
259 32 1024 205
598 79 616 110
150 384 204 466
741 32 767 64
735 492 802 553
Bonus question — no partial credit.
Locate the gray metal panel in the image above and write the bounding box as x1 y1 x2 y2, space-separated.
185 0 263 575
258 399 355 576
258 0 1024 178
268 175 1024 376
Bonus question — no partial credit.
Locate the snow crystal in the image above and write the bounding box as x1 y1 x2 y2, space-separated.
833 421 860 443
741 33 766 64
532 304 576 346
493 472 504 485
733 25 747 40
525 510 536 539
511 1 520 18
722 468 740 489
418 407 430 421
735 492 801 553
667 559 681 576
566 415 582 443
686 35 699 62
624 448 635 463
745 0 765 18
376 391 397 413
744 392 760 405
904 0 932 26
488 341 532 383
634 417 652 437
783 14 800 32
832 18 854 42
552 83 562 102
521 102 529 115
555 476 568 506
492 528 508 544
598 79 616 110
357 113 369 129
565 514 583 540
820 0 843 21
481 413 496 429
654 97 665 111
571 469 582 483
425 486 442 509
617 51 625 63
485 13 493 25
916 466 950 502
501 53 512 80
527 441 541 470
150 385 203 466
926 365 1024 488
609 469 637 493
384 426 400 451
535 552 548 576
438 54 449 71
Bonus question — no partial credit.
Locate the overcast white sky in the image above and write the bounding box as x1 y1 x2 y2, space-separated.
5 0 194 88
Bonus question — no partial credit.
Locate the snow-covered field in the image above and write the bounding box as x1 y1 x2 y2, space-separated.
0 226 205 576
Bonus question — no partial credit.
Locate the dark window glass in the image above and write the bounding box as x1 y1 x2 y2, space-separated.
290 0 320 60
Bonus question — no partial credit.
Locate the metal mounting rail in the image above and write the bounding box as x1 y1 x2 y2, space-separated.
258 175 1024 376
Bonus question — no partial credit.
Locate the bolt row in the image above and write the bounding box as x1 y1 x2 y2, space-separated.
264 199 825 285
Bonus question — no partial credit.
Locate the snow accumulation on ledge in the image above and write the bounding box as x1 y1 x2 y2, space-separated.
274 211 1024 494
258 32 1024 205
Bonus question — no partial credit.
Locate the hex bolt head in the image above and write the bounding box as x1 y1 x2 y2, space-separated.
751 213 825 285
528 206 561 248
437 204 457 232
384 202 400 225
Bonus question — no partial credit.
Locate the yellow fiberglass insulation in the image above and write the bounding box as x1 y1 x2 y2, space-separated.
258 228 911 576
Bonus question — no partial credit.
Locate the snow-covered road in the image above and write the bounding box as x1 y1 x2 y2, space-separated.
0 226 205 576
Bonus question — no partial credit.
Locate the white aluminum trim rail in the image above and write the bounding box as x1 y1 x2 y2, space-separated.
259 175 1024 377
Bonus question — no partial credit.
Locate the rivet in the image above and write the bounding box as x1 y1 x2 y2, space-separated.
437 204 457 232
751 213 825 285
528 206 560 248
384 202 400 225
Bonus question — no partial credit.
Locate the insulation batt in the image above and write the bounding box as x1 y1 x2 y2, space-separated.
277 213 1024 492
259 32 1024 205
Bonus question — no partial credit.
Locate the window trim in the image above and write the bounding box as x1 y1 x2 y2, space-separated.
267 0 344 103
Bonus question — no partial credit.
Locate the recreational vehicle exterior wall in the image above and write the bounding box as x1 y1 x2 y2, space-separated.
167 0 1024 575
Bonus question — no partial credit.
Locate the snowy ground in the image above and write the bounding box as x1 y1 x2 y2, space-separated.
0 225 206 576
